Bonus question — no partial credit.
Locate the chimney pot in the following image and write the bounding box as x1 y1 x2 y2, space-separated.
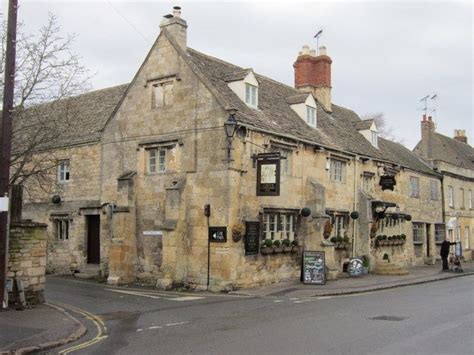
173 6 182 17
319 46 327 56
309 49 317 56
422 114 427 121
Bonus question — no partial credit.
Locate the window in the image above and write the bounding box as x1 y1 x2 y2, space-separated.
245 83 257 107
306 106 316 127
147 148 166 173
362 173 374 193
460 188 465 209
371 131 378 147
152 82 173 108
434 224 445 244
412 222 424 244
430 180 438 200
262 212 296 240
330 159 346 183
54 219 69 240
410 176 420 198
469 190 473 209
58 160 70 183
333 215 347 238
456 226 461 242
448 186 454 207
279 149 292 175
464 226 470 250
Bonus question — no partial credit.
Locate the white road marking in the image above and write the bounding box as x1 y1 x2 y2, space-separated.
149 325 163 329
165 321 189 327
274 300 284 303
136 329 143 332
105 289 162 299
136 321 190 333
171 296 205 302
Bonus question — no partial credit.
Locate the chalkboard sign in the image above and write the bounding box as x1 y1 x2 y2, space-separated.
302 251 326 285
209 227 227 243
245 221 260 255
347 258 363 277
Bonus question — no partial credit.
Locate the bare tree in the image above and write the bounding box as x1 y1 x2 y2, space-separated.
360 112 404 144
0 13 92 188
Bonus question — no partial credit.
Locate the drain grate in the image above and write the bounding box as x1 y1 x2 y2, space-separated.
370 315 407 321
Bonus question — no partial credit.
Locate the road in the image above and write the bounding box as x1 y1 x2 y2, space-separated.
45 275 474 355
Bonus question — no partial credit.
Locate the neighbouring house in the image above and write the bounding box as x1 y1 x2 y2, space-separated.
413 117 474 260
16 7 445 290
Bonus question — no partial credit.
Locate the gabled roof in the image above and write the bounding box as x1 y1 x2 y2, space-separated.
423 133 474 170
356 119 374 130
12 84 128 153
285 94 310 105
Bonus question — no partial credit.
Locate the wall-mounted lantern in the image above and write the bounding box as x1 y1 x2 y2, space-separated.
224 109 238 163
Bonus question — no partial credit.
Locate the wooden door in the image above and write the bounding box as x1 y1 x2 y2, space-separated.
425 224 431 257
87 215 100 264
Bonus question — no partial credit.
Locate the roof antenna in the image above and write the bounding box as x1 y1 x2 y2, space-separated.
314 29 323 55
419 95 430 116
430 94 437 119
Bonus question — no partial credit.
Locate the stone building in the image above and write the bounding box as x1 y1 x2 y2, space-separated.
17 8 445 290
414 117 474 260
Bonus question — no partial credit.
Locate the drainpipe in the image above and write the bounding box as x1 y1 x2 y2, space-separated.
352 156 358 258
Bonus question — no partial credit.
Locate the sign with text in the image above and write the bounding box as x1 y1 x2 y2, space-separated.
245 221 260 255
209 227 227 243
302 251 326 285
379 175 396 191
256 153 280 196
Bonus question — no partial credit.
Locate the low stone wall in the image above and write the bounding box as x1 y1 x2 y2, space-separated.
7 221 47 305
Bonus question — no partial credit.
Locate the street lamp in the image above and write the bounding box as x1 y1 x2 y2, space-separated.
224 109 238 162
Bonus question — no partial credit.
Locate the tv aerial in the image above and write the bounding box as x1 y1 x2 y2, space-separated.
314 28 323 55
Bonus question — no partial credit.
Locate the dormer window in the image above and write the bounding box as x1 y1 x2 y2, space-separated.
306 106 316 127
245 83 258 107
226 70 259 109
371 131 378 147
287 94 317 128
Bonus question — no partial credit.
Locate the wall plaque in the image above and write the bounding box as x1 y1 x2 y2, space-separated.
245 221 260 255
302 251 326 285
256 153 280 196
209 227 227 243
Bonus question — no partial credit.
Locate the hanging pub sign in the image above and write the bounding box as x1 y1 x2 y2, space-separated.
379 175 396 191
256 153 280 196
302 251 326 285
244 221 260 256
209 227 227 243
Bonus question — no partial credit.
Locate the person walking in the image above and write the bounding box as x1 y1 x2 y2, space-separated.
440 238 455 271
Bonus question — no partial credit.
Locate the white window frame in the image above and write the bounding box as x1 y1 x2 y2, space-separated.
460 188 465 209
306 106 316 127
147 148 166 174
330 159 346 183
263 212 296 241
245 83 258 108
410 176 420 198
469 190 473 209
58 160 70 183
412 222 424 244
333 215 346 238
430 180 438 200
362 174 373 193
448 186 454 207
371 131 378 147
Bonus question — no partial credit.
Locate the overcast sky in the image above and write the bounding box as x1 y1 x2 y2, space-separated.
7 0 474 148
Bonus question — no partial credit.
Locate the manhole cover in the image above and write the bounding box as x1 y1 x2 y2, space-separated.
370 315 407 321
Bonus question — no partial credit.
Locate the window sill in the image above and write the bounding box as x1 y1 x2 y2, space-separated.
410 195 420 199
413 242 424 245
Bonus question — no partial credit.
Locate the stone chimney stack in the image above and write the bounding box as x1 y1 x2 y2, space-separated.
293 45 332 112
160 6 187 50
420 115 436 159
454 129 468 144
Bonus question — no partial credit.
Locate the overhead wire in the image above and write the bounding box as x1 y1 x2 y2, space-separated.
105 0 151 44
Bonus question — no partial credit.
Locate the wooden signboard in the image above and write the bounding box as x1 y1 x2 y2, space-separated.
256 153 280 196
209 227 227 243
302 251 326 285
245 221 260 255
379 175 396 191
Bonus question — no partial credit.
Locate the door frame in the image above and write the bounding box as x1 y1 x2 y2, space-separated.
86 214 101 264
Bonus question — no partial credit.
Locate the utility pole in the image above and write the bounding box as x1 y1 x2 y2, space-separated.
0 0 18 308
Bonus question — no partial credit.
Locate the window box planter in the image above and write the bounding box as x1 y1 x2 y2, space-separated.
274 246 283 253
335 242 348 250
282 246 292 253
261 246 274 255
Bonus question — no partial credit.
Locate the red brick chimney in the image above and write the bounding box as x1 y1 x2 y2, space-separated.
293 45 332 112
453 129 468 144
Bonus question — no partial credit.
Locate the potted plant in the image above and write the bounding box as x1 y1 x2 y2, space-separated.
330 236 338 244
291 239 298 252
343 236 350 244
282 238 292 253
261 239 274 255
361 255 370 275
323 220 332 239
231 224 244 242
273 239 283 253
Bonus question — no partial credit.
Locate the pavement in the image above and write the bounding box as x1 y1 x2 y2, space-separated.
1 259 473 354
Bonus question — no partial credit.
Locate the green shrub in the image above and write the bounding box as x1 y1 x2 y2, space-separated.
282 239 291 246
273 239 281 247
330 236 337 243
343 236 349 243
291 240 298 247
336 236 343 243
263 239 273 248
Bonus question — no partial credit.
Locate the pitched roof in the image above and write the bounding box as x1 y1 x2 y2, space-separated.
429 133 474 169
356 119 374 130
12 84 128 153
